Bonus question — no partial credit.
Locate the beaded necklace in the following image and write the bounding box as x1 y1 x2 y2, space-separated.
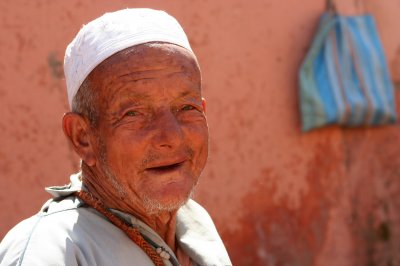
75 190 166 266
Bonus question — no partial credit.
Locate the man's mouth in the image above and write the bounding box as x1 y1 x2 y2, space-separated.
145 161 185 174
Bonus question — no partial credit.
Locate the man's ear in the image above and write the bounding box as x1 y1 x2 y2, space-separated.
62 112 96 166
202 98 207 114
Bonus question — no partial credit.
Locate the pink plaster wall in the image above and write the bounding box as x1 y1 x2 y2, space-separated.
1 1 400 265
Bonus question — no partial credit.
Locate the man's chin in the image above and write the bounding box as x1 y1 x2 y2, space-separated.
139 187 195 215
139 179 197 214
141 196 190 215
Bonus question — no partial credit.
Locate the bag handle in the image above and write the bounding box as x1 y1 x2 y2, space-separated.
326 0 337 13
325 0 367 14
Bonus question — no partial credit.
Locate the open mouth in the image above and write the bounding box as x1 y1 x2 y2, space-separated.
146 162 183 173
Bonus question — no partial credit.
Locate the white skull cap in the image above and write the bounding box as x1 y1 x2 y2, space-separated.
64 8 193 109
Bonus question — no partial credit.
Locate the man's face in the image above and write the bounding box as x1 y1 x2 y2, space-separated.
87 43 208 213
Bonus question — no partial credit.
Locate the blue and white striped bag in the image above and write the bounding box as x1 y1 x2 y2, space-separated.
299 2 397 132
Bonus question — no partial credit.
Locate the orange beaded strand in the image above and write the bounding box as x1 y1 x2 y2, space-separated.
75 191 164 266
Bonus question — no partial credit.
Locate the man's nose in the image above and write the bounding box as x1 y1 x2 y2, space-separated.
150 110 183 150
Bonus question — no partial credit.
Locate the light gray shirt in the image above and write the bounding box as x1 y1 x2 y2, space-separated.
0 174 232 266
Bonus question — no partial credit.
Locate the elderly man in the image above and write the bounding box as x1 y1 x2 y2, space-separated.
0 8 231 266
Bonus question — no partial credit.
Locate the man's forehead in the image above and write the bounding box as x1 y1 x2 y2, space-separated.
111 88 201 103
89 44 200 87
98 43 197 70
86 44 201 108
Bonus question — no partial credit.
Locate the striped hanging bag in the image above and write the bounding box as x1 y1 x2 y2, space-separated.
299 0 397 131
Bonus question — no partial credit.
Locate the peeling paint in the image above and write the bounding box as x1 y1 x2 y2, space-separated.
221 141 340 265
47 52 63 79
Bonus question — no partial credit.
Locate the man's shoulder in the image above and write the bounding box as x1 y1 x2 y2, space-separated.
0 196 153 266
1 197 82 241
0 196 84 266
1 215 33 265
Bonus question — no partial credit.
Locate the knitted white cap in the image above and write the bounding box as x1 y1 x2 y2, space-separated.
64 8 193 108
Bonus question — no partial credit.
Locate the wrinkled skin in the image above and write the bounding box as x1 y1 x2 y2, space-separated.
63 43 208 259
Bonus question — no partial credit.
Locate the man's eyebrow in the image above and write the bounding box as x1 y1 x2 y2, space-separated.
107 92 151 110
177 90 200 98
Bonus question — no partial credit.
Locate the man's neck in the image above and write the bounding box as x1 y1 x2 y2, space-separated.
80 164 178 251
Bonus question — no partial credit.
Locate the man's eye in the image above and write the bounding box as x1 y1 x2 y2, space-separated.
181 105 195 111
125 110 138 116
